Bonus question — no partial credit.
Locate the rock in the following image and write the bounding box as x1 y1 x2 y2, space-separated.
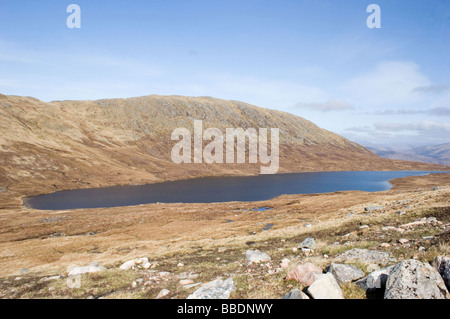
326 263 364 285
398 238 409 245
335 248 394 266
434 256 450 290
399 218 428 230
282 289 309 299
119 257 149 270
131 281 137 288
304 223 312 228
177 263 184 267
245 250 271 263
156 289 170 299
187 277 234 299
356 265 394 291
380 243 390 248
280 258 290 269
364 206 384 213
68 262 106 276
300 237 317 250
306 273 344 299
384 259 449 299
433 186 440 191
396 211 406 216
285 263 322 286
179 279 194 286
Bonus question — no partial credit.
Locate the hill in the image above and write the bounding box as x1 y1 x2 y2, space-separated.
0 94 447 207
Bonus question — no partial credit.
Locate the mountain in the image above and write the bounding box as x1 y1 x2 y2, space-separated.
0 94 447 206
367 143 450 166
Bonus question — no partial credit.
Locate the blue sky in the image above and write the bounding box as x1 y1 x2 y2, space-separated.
0 0 449 148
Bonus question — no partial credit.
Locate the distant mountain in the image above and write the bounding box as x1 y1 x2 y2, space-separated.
0 94 447 202
367 142 450 166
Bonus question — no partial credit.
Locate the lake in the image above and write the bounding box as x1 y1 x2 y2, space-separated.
24 171 447 210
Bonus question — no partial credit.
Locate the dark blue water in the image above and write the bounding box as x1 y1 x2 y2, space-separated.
24 171 447 210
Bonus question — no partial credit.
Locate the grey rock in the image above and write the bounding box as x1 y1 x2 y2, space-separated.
300 237 317 250
356 265 395 290
335 248 394 266
282 289 309 299
434 256 450 290
306 273 344 299
384 259 449 299
364 206 384 213
68 261 106 276
245 250 271 263
187 277 235 299
156 289 170 299
326 263 364 284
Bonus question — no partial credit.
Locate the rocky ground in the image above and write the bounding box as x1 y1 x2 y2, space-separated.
0 173 449 299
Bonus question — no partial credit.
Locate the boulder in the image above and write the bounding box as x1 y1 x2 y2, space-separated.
285 263 322 286
245 250 271 263
119 257 150 270
187 277 235 299
356 265 394 291
384 259 449 299
306 273 344 299
434 256 450 290
335 248 394 266
282 289 309 299
326 263 364 285
68 261 106 276
300 237 317 250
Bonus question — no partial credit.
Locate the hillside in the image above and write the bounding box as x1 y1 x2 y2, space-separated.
368 143 450 166
0 94 447 207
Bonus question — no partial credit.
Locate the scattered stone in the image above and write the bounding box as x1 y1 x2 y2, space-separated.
380 243 391 248
282 289 309 299
359 225 369 229
398 238 409 245
20 269 30 274
364 206 384 213
218 247 226 253
384 259 449 299
335 248 394 266
304 223 312 228
307 273 344 299
179 279 194 286
280 258 290 269
68 261 106 276
300 237 317 250
396 211 406 216
177 263 184 267
285 263 322 286
131 281 137 288
418 246 426 251
433 186 440 191
156 289 170 299
187 277 234 299
399 218 428 230
245 250 271 263
158 271 171 278
326 263 364 285
119 257 150 270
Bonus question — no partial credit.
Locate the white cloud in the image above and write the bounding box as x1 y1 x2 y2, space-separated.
294 98 354 112
341 61 431 107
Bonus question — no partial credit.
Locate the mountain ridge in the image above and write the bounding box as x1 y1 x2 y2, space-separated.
0 93 448 208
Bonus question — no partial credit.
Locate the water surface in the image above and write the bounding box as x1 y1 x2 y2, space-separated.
24 171 446 210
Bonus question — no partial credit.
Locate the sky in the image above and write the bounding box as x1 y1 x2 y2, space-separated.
0 0 449 148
